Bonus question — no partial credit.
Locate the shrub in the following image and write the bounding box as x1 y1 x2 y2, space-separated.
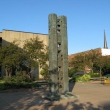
40 64 49 81
68 68 77 78
0 80 41 90
0 71 42 90
70 74 91 82
16 71 32 82
88 72 100 78
3 77 12 83
0 83 6 90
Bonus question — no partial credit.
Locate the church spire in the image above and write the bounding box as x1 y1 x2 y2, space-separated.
104 30 108 49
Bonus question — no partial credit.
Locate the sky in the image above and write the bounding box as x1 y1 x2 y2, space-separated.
0 0 110 55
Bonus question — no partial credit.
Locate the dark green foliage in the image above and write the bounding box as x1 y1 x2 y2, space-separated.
0 40 29 78
3 72 32 84
40 64 49 80
15 71 31 82
0 76 41 90
69 77 76 82
23 37 49 80
88 72 100 77
23 37 48 69
70 53 86 72
0 82 41 90
68 68 77 78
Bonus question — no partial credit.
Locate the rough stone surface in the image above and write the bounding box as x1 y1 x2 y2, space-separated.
48 14 69 99
49 14 58 94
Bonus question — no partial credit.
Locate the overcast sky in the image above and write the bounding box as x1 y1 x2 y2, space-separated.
0 0 110 55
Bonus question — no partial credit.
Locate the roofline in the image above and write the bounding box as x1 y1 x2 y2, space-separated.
2 29 48 36
68 48 102 56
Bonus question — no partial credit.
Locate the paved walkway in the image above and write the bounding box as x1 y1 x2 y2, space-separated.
0 82 110 110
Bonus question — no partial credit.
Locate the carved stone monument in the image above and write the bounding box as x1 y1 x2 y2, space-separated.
49 14 69 94
43 13 78 100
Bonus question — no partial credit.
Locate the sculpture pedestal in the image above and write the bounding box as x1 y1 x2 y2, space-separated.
42 92 78 101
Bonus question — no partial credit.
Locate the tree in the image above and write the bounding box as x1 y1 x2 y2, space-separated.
95 56 107 77
40 64 49 80
68 67 77 77
101 57 110 75
23 37 48 77
70 53 88 73
0 41 28 78
86 49 100 73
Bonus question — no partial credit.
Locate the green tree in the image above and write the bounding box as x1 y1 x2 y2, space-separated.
95 56 107 77
86 49 100 73
40 64 49 80
0 41 28 78
70 53 88 73
101 57 110 75
68 67 77 77
23 37 48 77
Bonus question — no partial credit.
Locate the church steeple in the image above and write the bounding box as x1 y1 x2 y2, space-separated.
104 30 108 49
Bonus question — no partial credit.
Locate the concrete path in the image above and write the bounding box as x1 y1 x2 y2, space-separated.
0 82 110 110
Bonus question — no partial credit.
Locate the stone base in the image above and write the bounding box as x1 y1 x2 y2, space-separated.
59 92 78 100
42 93 60 101
42 92 78 101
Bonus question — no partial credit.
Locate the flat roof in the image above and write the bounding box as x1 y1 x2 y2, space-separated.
2 29 48 36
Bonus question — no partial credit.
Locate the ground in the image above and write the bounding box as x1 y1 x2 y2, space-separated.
0 82 110 110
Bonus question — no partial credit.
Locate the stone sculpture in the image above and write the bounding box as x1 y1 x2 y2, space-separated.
49 14 69 94
43 13 78 100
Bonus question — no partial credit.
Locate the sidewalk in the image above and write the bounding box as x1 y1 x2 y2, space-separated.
0 83 110 110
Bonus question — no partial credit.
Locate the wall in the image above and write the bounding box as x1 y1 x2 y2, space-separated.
0 32 2 38
0 32 2 76
101 48 110 56
2 30 48 47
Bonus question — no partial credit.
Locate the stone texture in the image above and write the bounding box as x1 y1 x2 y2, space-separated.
48 14 69 97
49 14 58 94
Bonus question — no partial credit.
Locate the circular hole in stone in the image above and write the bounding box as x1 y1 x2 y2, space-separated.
59 85 62 88
57 29 60 33
58 43 61 47
57 25 60 27
58 51 61 53
58 66 61 68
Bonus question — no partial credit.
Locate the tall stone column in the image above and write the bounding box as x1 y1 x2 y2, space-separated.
48 14 58 94
43 13 77 100
59 16 69 93
49 14 69 94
